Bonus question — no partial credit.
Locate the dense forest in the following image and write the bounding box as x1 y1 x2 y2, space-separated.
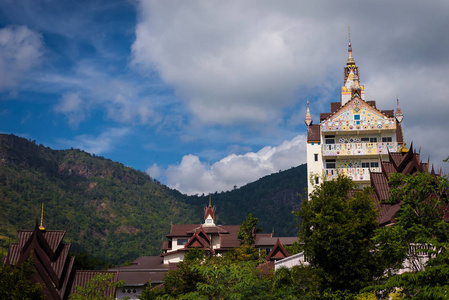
0 134 307 265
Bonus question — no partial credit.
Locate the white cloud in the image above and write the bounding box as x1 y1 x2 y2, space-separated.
54 92 86 128
0 25 44 90
60 127 131 155
163 134 307 195
146 163 162 179
132 1 343 125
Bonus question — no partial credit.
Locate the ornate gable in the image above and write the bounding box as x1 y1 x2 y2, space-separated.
266 238 290 261
322 96 396 133
185 228 211 250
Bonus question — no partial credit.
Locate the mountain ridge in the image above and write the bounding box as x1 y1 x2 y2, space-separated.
0 133 306 264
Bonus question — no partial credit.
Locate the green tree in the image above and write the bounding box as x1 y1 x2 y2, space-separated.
368 172 449 299
69 273 123 300
298 175 382 293
237 213 262 246
0 257 45 300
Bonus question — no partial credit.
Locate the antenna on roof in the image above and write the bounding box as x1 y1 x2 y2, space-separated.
39 203 45 231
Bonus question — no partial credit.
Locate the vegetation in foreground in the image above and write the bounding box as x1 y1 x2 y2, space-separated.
140 172 449 299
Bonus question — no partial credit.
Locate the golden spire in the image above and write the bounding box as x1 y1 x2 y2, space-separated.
208 195 212 207
304 99 313 126
39 203 45 231
347 25 355 64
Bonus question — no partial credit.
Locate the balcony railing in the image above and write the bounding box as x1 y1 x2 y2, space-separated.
324 167 380 181
322 142 399 157
322 119 396 132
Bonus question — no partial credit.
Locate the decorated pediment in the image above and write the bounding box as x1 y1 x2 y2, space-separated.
322 97 396 132
185 228 211 249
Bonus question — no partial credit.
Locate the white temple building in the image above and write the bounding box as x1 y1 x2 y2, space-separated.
305 28 405 196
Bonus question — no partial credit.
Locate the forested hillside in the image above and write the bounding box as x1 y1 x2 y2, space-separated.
0 134 306 264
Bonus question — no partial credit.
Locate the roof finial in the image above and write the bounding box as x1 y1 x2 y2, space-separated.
347 25 354 64
304 99 313 126
39 203 45 231
348 25 351 48
208 195 212 208
395 95 404 123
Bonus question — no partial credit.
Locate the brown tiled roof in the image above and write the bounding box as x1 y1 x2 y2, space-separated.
320 113 332 121
377 203 401 226
380 162 396 180
18 230 66 254
396 124 403 143
389 153 403 168
255 233 272 243
187 226 229 234
330 102 341 114
6 225 75 300
112 256 168 271
366 100 377 108
117 271 166 286
370 172 390 202
381 110 394 117
255 237 298 247
218 225 241 249
307 124 320 142
70 270 118 297
166 224 200 237
369 147 434 226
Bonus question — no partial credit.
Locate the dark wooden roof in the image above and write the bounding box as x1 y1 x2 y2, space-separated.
307 124 320 142
255 237 298 247
381 110 394 117
6 224 119 300
117 270 165 286
218 225 241 249
369 146 433 226
366 100 377 108
5 224 75 300
111 256 168 271
396 124 404 143
320 113 332 122
330 102 341 114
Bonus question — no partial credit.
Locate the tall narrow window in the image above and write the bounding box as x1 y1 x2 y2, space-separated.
314 153 318 161
315 177 319 185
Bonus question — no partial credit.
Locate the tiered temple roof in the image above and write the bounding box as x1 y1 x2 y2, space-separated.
4 223 117 300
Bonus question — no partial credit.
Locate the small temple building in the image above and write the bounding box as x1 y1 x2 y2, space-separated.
110 200 297 299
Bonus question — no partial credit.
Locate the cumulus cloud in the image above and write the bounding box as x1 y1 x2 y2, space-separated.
146 163 162 179
132 0 449 189
132 1 343 125
161 134 307 195
0 25 44 90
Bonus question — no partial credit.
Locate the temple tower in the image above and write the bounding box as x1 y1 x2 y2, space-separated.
305 28 405 196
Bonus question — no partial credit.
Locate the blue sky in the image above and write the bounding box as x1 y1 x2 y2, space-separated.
1 1 449 195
